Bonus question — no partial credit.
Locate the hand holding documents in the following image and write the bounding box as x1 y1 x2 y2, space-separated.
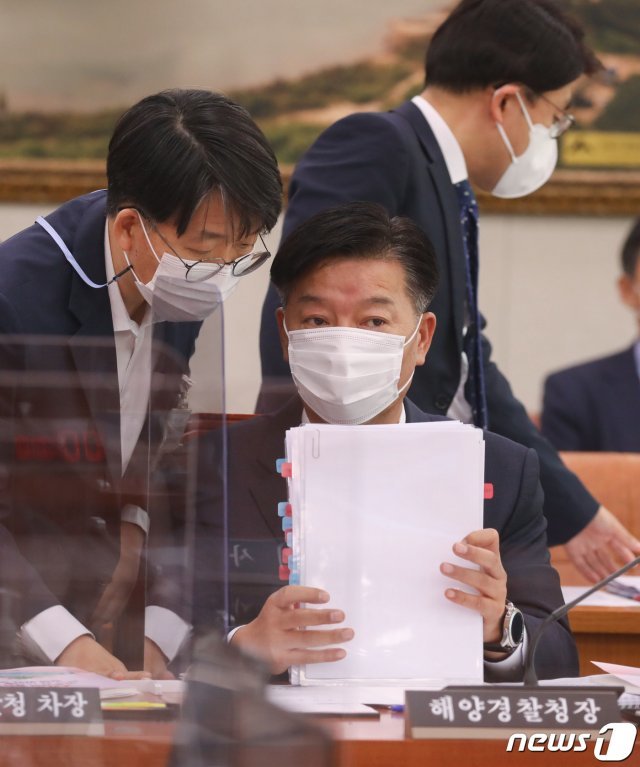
280 421 487 686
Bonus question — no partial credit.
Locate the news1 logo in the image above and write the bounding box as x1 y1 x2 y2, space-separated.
506 722 638 761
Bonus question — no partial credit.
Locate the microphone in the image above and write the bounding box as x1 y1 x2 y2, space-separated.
524 554 640 686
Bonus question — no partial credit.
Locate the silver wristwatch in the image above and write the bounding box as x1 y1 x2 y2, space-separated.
483 600 525 654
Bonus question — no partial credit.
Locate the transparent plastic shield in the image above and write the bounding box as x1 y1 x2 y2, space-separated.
145 302 227 677
0 334 166 670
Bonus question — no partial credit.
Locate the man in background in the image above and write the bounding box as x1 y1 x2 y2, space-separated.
542 218 640 452
258 0 640 582
0 89 282 676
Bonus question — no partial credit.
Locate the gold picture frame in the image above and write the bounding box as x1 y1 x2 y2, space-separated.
2 160 639 218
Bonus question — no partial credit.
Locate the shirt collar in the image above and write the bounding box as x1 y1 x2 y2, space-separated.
104 221 150 335
411 94 468 184
301 404 408 425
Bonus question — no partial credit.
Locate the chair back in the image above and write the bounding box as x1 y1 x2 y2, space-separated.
550 452 640 584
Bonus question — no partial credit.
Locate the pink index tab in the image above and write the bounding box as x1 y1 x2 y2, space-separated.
282 547 292 565
278 564 290 581
277 502 293 518
484 483 494 500
279 461 293 478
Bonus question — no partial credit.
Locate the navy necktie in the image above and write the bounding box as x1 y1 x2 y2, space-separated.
454 179 488 429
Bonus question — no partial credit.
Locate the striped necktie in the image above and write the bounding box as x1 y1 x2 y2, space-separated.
454 179 488 429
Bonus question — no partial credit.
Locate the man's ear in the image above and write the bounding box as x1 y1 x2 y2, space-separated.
414 312 436 367
111 208 140 254
490 83 521 126
618 274 640 312
275 306 289 363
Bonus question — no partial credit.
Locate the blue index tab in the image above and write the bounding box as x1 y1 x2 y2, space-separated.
285 531 293 547
282 516 293 531
289 571 300 585
276 458 286 474
277 502 288 517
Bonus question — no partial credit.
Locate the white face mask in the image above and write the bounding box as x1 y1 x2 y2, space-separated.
286 318 421 425
492 92 558 199
124 214 241 322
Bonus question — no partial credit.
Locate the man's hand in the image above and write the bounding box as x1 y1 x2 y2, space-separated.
56 635 150 680
144 637 175 680
230 585 354 674
89 521 145 632
440 528 507 648
565 506 640 582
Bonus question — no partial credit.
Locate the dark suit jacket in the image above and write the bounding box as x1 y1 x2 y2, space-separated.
194 396 579 682
0 191 200 650
258 101 598 546
542 345 640 452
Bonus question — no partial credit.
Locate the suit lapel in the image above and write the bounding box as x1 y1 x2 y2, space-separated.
65 202 122 482
393 101 467 351
404 398 442 424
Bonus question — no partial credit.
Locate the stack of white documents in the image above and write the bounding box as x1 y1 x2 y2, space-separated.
282 421 486 687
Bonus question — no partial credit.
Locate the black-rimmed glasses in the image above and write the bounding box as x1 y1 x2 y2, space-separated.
151 225 271 283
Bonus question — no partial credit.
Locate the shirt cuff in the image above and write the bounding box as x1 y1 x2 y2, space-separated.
145 606 191 661
483 628 528 681
227 625 244 643
121 504 150 535
20 606 92 664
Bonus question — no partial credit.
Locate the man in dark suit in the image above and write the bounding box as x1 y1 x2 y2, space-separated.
542 218 640 452
0 89 282 676
258 0 640 583
198 203 578 682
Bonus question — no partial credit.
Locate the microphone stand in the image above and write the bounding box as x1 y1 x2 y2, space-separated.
524 554 640 686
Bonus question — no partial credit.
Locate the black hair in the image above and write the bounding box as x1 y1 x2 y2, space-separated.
106 89 282 237
271 202 439 314
621 218 640 278
425 0 600 94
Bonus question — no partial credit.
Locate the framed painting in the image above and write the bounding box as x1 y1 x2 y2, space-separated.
1 0 638 215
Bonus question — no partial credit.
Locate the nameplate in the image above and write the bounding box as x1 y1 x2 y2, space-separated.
405 686 623 740
0 687 104 736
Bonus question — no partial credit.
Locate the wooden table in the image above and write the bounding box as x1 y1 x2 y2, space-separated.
3 710 638 767
569 604 640 676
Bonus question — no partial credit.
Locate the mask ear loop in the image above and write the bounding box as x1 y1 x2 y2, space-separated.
136 212 162 265
496 90 536 165
515 91 535 130
403 315 424 347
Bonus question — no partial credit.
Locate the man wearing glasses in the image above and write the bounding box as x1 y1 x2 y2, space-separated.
259 0 640 581
0 89 281 677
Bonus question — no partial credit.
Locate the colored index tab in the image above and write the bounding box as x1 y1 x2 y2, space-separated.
278 564 290 581
276 458 286 473
277 502 293 517
484 483 494 500
280 462 293 478
282 516 293 531
282 547 292 565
